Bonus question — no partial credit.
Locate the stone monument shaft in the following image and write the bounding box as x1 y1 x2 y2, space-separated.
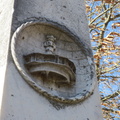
0 0 103 119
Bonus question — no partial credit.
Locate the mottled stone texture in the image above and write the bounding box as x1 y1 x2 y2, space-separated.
0 0 14 113
0 0 103 120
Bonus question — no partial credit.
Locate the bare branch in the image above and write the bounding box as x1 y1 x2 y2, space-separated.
101 90 120 102
89 2 118 25
101 75 120 78
101 64 120 75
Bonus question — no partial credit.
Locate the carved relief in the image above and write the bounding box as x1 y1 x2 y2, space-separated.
11 19 96 104
44 35 56 54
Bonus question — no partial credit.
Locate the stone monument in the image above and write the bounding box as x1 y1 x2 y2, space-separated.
0 0 103 119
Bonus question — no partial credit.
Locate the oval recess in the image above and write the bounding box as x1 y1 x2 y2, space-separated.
11 19 96 104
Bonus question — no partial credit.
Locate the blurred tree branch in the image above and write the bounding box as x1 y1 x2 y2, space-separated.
101 90 120 102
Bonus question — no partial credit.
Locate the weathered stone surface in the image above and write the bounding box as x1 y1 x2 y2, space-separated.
0 0 14 113
0 0 103 119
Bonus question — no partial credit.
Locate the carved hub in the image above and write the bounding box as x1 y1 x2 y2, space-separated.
11 20 95 104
